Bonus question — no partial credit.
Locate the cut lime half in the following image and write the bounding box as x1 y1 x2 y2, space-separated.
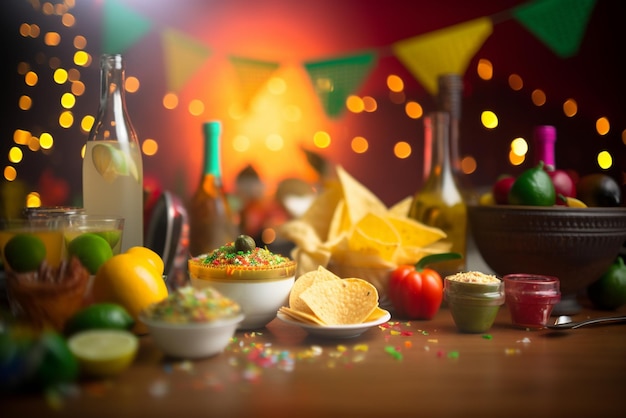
68 329 138 377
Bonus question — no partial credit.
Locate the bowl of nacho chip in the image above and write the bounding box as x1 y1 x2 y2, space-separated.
277 266 390 338
279 166 448 309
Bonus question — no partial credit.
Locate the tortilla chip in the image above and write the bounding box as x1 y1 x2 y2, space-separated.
348 212 400 261
388 196 412 217
279 306 325 325
385 213 446 247
299 181 343 241
289 267 339 314
336 166 387 224
299 277 378 325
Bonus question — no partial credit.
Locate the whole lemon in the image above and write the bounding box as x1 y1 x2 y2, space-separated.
92 253 168 334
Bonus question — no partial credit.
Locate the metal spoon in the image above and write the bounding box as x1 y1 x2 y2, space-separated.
547 315 626 330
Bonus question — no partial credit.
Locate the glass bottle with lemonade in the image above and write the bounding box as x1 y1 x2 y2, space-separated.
82 54 143 253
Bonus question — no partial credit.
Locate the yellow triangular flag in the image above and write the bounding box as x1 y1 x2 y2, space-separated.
161 28 212 93
392 17 493 95
229 56 280 108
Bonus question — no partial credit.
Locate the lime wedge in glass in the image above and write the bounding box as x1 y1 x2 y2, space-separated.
92 143 139 182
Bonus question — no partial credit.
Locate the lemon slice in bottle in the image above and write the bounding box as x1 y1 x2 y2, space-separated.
68 329 138 377
92 143 139 183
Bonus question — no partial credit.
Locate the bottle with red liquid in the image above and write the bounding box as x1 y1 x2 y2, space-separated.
532 125 576 202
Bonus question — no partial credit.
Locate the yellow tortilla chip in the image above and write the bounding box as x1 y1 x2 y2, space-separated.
388 196 412 217
336 165 387 224
327 199 352 242
299 181 343 241
279 306 325 325
348 212 400 261
289 267 339 314
385 213 446 247
364 306 388 322
299 277 378 325
279 219 323 253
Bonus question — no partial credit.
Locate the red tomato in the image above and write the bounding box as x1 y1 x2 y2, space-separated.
388 265 443 319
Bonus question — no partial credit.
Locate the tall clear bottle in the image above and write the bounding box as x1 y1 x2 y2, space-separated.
437 73 476 202
83 54 143 252
188 121 238 256
409 112 467 277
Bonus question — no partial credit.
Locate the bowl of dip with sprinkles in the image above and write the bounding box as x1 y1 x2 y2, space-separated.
140 285 243 359
188 235 296 330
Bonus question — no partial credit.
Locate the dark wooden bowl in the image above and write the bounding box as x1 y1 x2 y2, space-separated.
467 205 626 314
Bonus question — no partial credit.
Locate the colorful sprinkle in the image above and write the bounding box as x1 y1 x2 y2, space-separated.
384 345 403 360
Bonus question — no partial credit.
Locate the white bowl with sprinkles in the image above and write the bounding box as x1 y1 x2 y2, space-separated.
140 286 243 359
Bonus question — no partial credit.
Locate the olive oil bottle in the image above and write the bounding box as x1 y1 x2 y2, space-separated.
409 112 466 277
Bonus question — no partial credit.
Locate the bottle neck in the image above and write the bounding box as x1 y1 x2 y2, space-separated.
533 125 556 170
438 74 463 173
202 121 223 178
89 54 137 144
425 112 454 184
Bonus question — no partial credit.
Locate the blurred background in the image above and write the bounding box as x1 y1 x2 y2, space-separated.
1 0 625 227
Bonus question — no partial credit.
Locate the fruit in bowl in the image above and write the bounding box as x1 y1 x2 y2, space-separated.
188 235 296 330
467 204 626 314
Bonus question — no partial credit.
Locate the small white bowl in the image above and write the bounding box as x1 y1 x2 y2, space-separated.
140 313 243 359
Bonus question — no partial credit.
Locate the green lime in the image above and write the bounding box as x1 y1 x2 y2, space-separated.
508 161 556 206
95 230 122 250
3 233 46 272
65 303 135 335
68 329 138 377
587 257 626 310
30 330 79 389
67 233 114 274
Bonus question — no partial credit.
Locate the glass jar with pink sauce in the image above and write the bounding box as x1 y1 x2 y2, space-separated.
504 274 561 329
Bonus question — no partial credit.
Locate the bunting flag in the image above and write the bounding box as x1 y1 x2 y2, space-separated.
99 0 595 116
102 0 152 54
303 52 377 118
161 28 212 93
513 0 597 58
392 17 493 96
229 56 281 108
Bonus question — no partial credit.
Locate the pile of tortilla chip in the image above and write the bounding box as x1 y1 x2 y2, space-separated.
279 266 387 325
279 165 449 279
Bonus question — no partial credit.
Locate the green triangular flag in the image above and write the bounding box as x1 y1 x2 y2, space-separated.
229 56 280 108
513 0 597 58
304 52 377 118
162 28 212 92
102 0 152 54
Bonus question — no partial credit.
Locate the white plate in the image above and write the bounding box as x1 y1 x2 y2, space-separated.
276 309 391 339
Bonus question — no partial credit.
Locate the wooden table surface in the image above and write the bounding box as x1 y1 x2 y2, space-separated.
4 299 625 418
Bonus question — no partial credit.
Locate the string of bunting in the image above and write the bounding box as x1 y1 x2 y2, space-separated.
102 0 597 118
